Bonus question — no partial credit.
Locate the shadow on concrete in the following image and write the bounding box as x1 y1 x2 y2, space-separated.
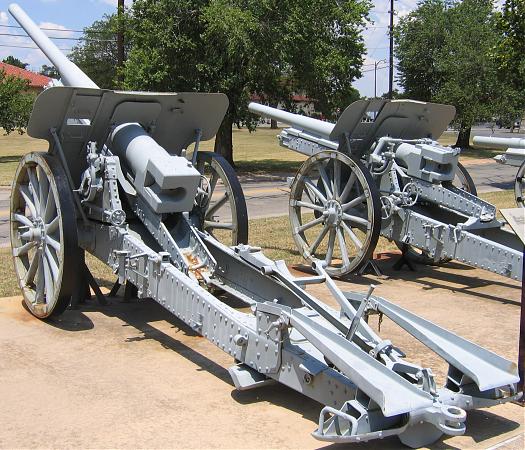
293 255 521 307
20 299 95 331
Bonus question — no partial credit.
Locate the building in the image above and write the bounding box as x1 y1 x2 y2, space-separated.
0 62 52 93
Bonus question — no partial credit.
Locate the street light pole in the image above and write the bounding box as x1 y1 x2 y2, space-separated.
374 59 386 98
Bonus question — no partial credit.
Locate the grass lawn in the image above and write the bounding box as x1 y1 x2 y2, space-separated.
0 128 499 187
0 189 516 299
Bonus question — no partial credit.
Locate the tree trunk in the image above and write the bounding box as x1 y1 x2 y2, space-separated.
214 115 234 166
455 126 471 149
270 119 278 129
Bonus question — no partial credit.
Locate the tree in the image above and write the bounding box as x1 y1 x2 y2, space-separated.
0 70 34 134
493 0 525 118
70 13 130 89
123 0 370 165
2 56 28 70
39 64 59 79
395 0 507 148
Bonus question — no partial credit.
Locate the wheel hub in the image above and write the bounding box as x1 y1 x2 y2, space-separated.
324 200 343 227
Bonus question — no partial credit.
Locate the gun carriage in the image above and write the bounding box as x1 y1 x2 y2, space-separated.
7 4 521 447
473 136 525 208
248 101 524 279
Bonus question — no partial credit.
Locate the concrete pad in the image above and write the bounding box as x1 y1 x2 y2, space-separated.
0 259 523 449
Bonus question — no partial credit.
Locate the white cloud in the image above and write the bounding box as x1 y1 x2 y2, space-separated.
0 11 8 24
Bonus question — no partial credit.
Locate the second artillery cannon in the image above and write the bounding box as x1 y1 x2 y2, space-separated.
249 100 523 279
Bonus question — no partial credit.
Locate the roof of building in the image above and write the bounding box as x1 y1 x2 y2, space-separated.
0 62 52 88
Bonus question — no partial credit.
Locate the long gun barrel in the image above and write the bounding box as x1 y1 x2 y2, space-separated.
248 102 334 138
8 3 98 89
473 136 525 149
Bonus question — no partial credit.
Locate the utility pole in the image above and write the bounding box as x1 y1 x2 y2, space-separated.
374 59 386 98
117 0 125 85
388 0 395 99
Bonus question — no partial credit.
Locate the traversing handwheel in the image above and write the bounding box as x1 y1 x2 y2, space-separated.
289 151 381 276
515 160 525 208
194 152 248 246
10 152 79 318
398 161 477 265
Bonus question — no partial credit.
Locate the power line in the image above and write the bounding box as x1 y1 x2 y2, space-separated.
0 32 115 42
0 23 106 34
0 43 72 51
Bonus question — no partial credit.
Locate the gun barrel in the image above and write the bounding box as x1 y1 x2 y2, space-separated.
473 136 525 150
248 102 334 138
8 3 98 89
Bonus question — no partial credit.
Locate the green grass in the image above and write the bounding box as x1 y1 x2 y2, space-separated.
0 189 517 299
0 127 501 186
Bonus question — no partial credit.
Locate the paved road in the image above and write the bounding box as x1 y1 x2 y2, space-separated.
0 158 521 247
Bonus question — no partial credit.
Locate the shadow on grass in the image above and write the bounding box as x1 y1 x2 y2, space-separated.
235 159 302 174
0 155 22 163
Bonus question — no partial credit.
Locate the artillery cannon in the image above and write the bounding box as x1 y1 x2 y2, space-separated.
473 136 525 208
8 4 521 447
249 101 524 279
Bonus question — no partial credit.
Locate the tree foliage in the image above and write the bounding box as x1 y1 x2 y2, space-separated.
70 13 130 89
395 0 517 147
39 64 59 79
0 70 34 134
123 0 371 163
493 0 525 116
2 56 28 70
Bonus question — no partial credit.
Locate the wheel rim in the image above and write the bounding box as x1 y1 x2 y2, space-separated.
515 160 525 208
195 153 248 246
10 153 77 318
290 151 380 276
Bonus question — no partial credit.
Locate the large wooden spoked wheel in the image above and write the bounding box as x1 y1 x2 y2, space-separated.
195 152 248 246
515 160 525 208
289 151 381 277
10 152 79 319
398 161 477 265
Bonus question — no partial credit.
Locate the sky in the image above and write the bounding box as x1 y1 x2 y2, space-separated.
0 0 504 98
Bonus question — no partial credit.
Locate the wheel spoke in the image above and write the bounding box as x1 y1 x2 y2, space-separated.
208 172 219 197
204 220 234 230
333 159 341 199
341 221 364 250
308 224 329 255
45 246 59 280
303 177 327 204
14 213 33 228
19 185 37 218
13 241 37 257
37 166 49 213
337 228 351 269
342 213 370 228
293 200 325 213
342 194 366 211
27 167 41 214
24 250 39 285
205 192 229 219
35 257 45 304
339 172 356 202
325 228 336 265
318 164 333 200
45 235 61 252
296 215 325 234
46 216 59 234
44 187 56 224
43 255 54 303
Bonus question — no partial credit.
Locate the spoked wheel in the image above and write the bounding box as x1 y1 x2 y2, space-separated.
194 152 248 246
289 151 381 277
450 161 477 195
397 161 477 265
10 152 79 319
515 160 525 208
